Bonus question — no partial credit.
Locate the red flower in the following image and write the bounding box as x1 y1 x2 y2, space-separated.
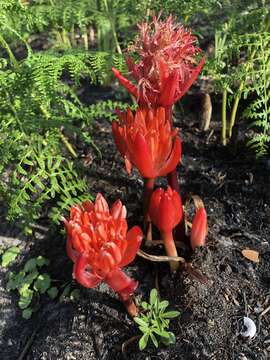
190 207 207 250
112 15 204 107
149 186 183 233
112 107 181 178
63 194 143 304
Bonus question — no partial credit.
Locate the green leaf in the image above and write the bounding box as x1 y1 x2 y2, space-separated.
150 332 159 348
34 274 51 294
141 314 149 322
24 258 37 272
162 310 181 319
152 327 166 337
22 269 39 287
134 317 149 328
19 281 30 295
139 333 149 351
22 308 33 319
161 318 170 328
70 289 80 301
7 271 25 290
139 325 149 333
35 178 45 190
141 301 149 310
19 289 33 309
6 278 18 291
158 300 169 310
59 284 71 301
150 289 158 306
47 287 58 299
23 159 34 166
17 164 28 175
36 256 49 267
160 329 172 338
161 332 176 345
1 247 20 267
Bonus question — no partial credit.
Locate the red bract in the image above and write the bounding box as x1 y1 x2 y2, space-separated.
112 107 181 178
149 186 183 233
63 194 143 314
190 207 208 250
112 15 204 107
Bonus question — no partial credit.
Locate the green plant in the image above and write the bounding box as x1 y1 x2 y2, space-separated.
0 0 149 58
203 1 270 152
86 99 136 123
242 32 270 156
206 22 234 145
0 1 145 231
0 49 91 231
5 255 80 319
150 0 219 25
134 289 180 350
6 256 56 319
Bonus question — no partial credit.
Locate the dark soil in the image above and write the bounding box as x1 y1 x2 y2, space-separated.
0 92 270 360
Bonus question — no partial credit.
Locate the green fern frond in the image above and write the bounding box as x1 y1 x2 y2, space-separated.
86 100 136 123
243 32 270 156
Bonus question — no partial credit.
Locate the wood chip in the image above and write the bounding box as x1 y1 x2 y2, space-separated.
241 249 260 263
261 305 270 316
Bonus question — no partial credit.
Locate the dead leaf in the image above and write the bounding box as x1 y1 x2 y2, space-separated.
241 249 259 263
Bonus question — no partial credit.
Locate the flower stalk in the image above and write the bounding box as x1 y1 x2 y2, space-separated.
143 177 155 243
161 230 179 271
149 186 183 270
221 88 227 146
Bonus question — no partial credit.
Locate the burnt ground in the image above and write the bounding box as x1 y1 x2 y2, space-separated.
0 92 270 360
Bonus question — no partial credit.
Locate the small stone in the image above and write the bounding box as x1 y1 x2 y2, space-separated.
239 354 248 360
7 339 13 346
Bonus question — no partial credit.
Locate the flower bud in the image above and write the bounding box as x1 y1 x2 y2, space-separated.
149 186 183 233
190 207 207 250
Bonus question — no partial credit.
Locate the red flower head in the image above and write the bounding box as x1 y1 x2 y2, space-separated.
63 194 143 304
112 14 204 107
112 107 181 178
149 186 183 233
190 207 208 250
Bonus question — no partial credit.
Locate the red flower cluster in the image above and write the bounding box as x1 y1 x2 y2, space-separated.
63 194 142 313
112 15 204 107
112 107 181 178
111 14 207 264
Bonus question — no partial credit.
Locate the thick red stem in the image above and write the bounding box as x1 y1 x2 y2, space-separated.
161 230 179 272
143 178 155 242
105 268 138 317
165 106 180 193
167 170 180 194
143 178 155 214
165 106 185 243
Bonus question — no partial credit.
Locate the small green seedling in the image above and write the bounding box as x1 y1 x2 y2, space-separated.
6 256 58 319
134 289 180 351
6 254 80 319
